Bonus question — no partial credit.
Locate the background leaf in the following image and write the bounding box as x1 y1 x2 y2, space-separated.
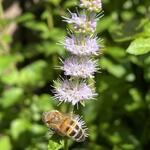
0 0 150 149
127 38 150 55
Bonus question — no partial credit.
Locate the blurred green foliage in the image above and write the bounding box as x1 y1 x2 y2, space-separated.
0 0 150 149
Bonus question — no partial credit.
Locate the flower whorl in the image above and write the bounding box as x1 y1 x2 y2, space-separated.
64 35 100 56
62 56 98 78
54 0 102 105
80 0 102 12
54 79 96 105
63 11 98 33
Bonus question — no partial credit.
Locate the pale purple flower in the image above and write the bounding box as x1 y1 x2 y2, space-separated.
64 35 100 56
62 11 98 33
80 0 102 12
53 79 96 105
61 56 98 78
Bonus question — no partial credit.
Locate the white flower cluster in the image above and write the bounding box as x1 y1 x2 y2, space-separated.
63 11 98 33
80 0 102 12
64 35 99 56
54 79 96 105
62 56 98 78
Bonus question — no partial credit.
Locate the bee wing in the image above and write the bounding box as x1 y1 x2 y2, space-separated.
48 126 65 137
48 128 55 134
63 111 81 121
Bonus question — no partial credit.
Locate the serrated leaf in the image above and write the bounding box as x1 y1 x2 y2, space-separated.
127 38 150 55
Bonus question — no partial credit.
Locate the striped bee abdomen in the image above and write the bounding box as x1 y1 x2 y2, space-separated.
67 120 86 142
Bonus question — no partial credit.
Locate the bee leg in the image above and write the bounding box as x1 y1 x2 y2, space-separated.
47 128 55 136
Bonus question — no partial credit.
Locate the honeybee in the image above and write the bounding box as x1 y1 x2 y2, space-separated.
42 110 88 142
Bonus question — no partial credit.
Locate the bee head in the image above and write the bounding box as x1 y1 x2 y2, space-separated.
42 110 62 125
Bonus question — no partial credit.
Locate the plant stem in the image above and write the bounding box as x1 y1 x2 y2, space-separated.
46 6 54 29
64 138 68 150
63 104 74 150
0 0 3 19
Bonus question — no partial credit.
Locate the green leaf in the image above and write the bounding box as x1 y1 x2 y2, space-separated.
48 140 63 150
32 94 54 112
15 13 35 23
24 21 49 33
64 0 78 8
10 118 31 140
0 55 20 75
80 101 85 107
105 46 126 58
97 16 113 33
0 87 24 108
19 60 48 87
127 38 150 55
125 88 143 112
2 60 50 87
109 19 147 42
121 144 137 150
47 0 62 6
1 70 19 85
35 42 65 55
1 34 12 44
47 28 66 41
143 20 150 36
100 58 126 78
0 136 12 150
31 124 46 134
